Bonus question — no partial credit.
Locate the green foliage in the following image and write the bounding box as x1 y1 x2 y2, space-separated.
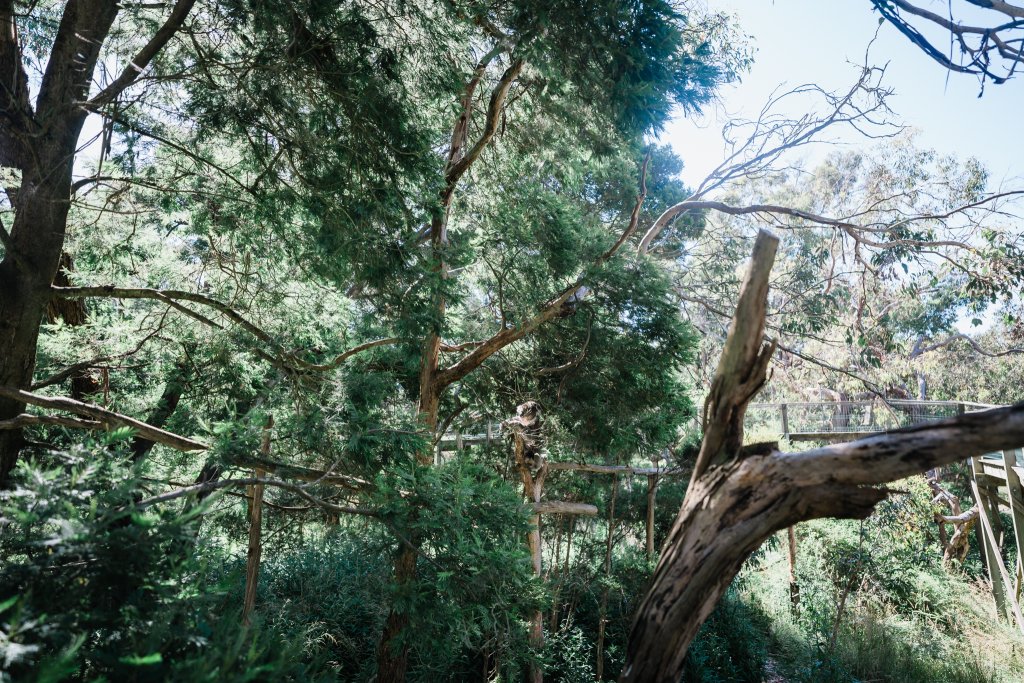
0 439 335 682
713 476 1024 683
370 461 544 679
683 586 772 683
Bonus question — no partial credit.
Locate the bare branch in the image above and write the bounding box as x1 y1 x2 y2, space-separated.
872 0 1024 85
639 65 900 255
547 461 678 477
533 501 598 516
0 386 207 452
692 229 778 482
909 332 1024 359
638 196 1006 257
88 0 197 107
0 413 102 431
133 476 377 517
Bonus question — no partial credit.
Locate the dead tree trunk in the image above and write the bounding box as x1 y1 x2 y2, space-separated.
620 230 1024 682
242 416 272 624
509 401 546 683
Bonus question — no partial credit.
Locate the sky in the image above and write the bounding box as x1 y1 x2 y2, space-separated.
664 0 1024 189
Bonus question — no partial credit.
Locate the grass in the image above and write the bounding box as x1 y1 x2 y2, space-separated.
720 520 1024 683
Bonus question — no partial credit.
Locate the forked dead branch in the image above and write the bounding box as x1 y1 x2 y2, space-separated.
620 230 1024 682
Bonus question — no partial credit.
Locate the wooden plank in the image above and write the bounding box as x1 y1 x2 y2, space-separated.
1006 449 1024 617
973 475 1024 632
1003 448 1024 541
981 459 1009 481
546 461 679 476
972 456 1012 623
533 501 598 516
787 431 880 442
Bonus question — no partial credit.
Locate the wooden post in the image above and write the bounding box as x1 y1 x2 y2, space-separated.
971 456 1010 620
509 402 545 683
780 403 789 436
596 474 619 681
1002 449 1024 627
242 415 273 625
646 473 658 560
973 476 1024 632
787 526 799 614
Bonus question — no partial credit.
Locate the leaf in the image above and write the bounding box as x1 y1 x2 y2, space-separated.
0 595 19 614
119 652 162 666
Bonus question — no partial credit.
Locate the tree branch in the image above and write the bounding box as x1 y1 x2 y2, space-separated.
0 413 102 431
775 404 1024 487
872 0 1024 84
88 0 197 107
438 156 650 387
622 229 1024 682
51 285 398 372
639 197 1003 257
0 385 207 451
691 229 778 483
132 476 377 517
444 58 524 190
909 332 1024 359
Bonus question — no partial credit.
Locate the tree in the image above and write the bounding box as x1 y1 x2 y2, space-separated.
2 2 746 680
0 0 198 480
663 137 1024 401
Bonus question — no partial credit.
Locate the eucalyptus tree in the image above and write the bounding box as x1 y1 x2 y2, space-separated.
659 137 1024 400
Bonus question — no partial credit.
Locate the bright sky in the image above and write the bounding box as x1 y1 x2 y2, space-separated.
665 0 1024 190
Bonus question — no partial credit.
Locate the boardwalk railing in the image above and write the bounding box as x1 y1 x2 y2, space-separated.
746 400 998 441
438 401 1000 453
971 450 1024 632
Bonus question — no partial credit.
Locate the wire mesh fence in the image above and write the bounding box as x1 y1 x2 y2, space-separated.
746 400 973 436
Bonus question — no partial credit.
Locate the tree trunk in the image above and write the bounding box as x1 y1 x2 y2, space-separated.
510 401 545 683
0 1 120 483
787 526 799 613
242 417 272 624
376 545 418 683
0 176 84 479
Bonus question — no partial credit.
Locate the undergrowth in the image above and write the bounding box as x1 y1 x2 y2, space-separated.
687 476 1024 682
